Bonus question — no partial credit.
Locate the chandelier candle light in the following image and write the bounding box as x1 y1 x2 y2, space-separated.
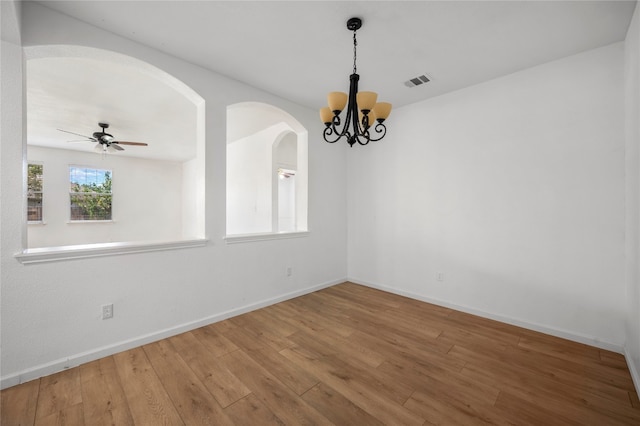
320 17 392 147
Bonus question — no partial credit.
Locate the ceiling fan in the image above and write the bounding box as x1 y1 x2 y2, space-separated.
58 122 149 153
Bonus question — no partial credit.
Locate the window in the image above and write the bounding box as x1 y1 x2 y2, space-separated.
69 166 112 221
27 163 43 222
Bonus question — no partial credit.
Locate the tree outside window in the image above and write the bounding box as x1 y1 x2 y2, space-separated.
69 166 112 221
27 163 43 222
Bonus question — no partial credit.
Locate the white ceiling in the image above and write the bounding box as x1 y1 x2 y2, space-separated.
27 0 636 160
27 55 198 161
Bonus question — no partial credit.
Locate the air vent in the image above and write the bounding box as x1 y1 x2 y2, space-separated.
404 74 431 88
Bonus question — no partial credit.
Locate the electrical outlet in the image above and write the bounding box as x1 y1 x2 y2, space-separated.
102 303 113 320
436 272 444 282
286 266 293 277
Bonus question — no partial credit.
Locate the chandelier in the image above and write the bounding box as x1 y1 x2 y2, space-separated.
320 17 392 147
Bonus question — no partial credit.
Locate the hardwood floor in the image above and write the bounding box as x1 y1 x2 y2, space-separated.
2 282 640 425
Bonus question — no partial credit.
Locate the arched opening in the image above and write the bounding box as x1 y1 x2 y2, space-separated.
23 45 205 249
226 102 308 236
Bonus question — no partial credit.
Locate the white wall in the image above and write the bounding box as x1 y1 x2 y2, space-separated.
275 134 297 168
348 43 627 349
181 157 202 239
1 2 347 387
625 2 640 389
226 125 280 234
28 146 184 247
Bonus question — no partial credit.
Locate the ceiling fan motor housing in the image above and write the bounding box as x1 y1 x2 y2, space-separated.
58 122 147 151
93 123 112 143
97 133 114 143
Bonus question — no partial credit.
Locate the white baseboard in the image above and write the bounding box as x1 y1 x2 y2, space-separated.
625 348 640 395
1 277 345 390
348 277 625 354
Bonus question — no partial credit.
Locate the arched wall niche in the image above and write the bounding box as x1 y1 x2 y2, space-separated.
226 102 308 237
19 45 206 261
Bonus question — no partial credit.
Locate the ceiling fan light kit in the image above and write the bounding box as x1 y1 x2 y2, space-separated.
95 143 118 153
320 17 392 147
58 122 149 153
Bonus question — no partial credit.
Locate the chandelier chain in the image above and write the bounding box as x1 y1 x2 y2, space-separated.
353 30 358 74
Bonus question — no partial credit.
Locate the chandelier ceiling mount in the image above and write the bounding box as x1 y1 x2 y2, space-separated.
346 17 362 31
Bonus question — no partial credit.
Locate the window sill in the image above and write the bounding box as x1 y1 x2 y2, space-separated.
28 221 46 225
224 231 309 244
67 220 115 224
15 238 208 264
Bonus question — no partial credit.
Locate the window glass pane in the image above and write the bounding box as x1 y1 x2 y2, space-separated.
28 164 43 222
69 166 112 221
28 194 43 222
70 167 111 191
70 194 112 220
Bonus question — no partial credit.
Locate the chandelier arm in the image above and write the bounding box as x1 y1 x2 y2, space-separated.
365 122 387 142
323 110 351 144
348 73 363 137
357 113 374 138
352 110 374 146
361 115 369 133
355 123 372 145
323 117 344 143
323 126 341 143
356 137 371 146
341 107 356 146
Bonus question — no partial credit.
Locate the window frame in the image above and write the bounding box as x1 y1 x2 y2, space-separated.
68 165 113 222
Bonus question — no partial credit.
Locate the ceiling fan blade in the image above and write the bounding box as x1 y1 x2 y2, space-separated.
57 129 95 140
67 139 92 143
111 143 125 151
113 141 148 146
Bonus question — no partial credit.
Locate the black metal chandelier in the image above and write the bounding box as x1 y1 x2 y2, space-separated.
320 17 392 147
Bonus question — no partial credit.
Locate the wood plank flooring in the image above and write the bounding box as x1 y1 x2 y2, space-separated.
2 282 639 425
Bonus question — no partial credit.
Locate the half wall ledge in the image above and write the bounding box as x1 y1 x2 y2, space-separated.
15 239 208 264
224 231 309 244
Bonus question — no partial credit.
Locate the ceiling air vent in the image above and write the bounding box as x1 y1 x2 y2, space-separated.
404 74 431 88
